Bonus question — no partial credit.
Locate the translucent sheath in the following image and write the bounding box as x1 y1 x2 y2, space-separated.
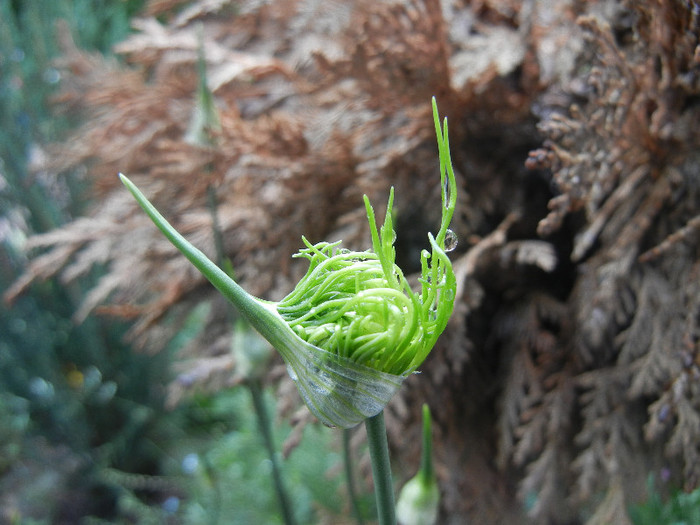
284 341 407 428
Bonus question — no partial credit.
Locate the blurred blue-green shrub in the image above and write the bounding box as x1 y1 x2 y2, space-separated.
630 477 700 525
0 2 355 523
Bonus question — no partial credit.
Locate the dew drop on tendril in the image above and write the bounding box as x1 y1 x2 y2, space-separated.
444 229 458 252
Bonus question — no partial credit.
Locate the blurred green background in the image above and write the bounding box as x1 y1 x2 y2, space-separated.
0 2 354 523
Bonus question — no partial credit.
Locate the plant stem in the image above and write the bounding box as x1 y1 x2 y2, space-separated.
206 184 226 272
419 403 433 484
365 410 396 525
200 453 223 524
206 181 296 525
343 428 366 525
248 378 298 525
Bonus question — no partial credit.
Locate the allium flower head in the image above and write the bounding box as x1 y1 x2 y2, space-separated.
120 97 457 428
277 135 456 375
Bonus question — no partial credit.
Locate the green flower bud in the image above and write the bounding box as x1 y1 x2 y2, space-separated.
120 97 457 428
396 404 440 525
277 190 449 375
396 474 440 525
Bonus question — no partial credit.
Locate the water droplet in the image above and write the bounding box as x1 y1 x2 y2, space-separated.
42 67 61 85
177 373 196 386
29 377 55 402
10 48 25 62
286 364 298 382
162 496 180 514
181 453 200 475
444 229 458 252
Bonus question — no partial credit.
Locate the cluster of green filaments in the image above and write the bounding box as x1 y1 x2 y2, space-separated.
277 98 457 377
277 224 421 374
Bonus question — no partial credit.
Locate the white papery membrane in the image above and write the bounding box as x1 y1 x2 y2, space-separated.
281 337 407 428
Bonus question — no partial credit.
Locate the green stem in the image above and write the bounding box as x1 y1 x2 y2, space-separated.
248 378 298 525
203 178 296 524
119 174 293 352
200 454 223 524
206 180 296 525
206 184 227 272
419 403 433 484
343 428 366 525
365 411 396 525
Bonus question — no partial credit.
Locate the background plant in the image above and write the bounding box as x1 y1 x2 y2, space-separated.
0 1 172 521
5 0 700 523
164 388 347 525
1 1 345 523
630 478 700 525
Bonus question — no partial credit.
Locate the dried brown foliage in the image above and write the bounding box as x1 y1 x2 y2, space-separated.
7 0 700 522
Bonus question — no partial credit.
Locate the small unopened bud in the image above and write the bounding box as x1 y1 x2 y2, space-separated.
396 404 440 525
